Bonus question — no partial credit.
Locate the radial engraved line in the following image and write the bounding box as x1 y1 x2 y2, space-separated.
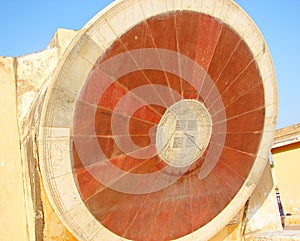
173 11 183 96
82 154 162 203
196 23 223 100
167 187 180 240
207 39 245 101
144 187 169 241
102 19 169 113
93 62 164 117
77 99 161 127
222 141 259 156
73 140 156 173
102 70 162 116
213 106 265 126
221 145 257 157
214 38 242 81
194 180 211 228
111 25 171 108
211 172 234 203
213 108 264 127
219 158 248 181
81 65 164 118
204 39 242 99
138 3 176 102
188 172 194 232
189 12 207 95
169 180 189 239
121 174 163 237
203 173 231 216
210 72 261 118
224 131 263 135
182 174 193 234
118 49 170 109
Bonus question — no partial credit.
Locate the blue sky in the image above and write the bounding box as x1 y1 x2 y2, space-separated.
0 0 299 129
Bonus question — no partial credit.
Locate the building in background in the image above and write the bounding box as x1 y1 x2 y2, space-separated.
272 123 300 227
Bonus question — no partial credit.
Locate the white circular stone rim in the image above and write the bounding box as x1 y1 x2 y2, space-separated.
39 0 278 240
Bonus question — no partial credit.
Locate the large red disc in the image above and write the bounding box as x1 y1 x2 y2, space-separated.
39 1 277 241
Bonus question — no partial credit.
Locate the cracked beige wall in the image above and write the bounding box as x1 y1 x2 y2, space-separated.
16 28 78 241
0 56 29 241
0 28 78 241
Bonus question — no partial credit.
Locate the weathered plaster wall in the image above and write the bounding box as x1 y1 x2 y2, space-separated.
0 28 78 241
210 209 245 241
244 163 283 233
17 29 78 241
16 41 60 241
40 181 77 241
0 57 28 241
17 28 77 131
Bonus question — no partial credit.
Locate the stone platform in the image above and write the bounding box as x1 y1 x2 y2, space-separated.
244 229 300 241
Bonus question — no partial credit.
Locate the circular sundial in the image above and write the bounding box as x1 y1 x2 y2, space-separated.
38 0 277 240
157 99 212 168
